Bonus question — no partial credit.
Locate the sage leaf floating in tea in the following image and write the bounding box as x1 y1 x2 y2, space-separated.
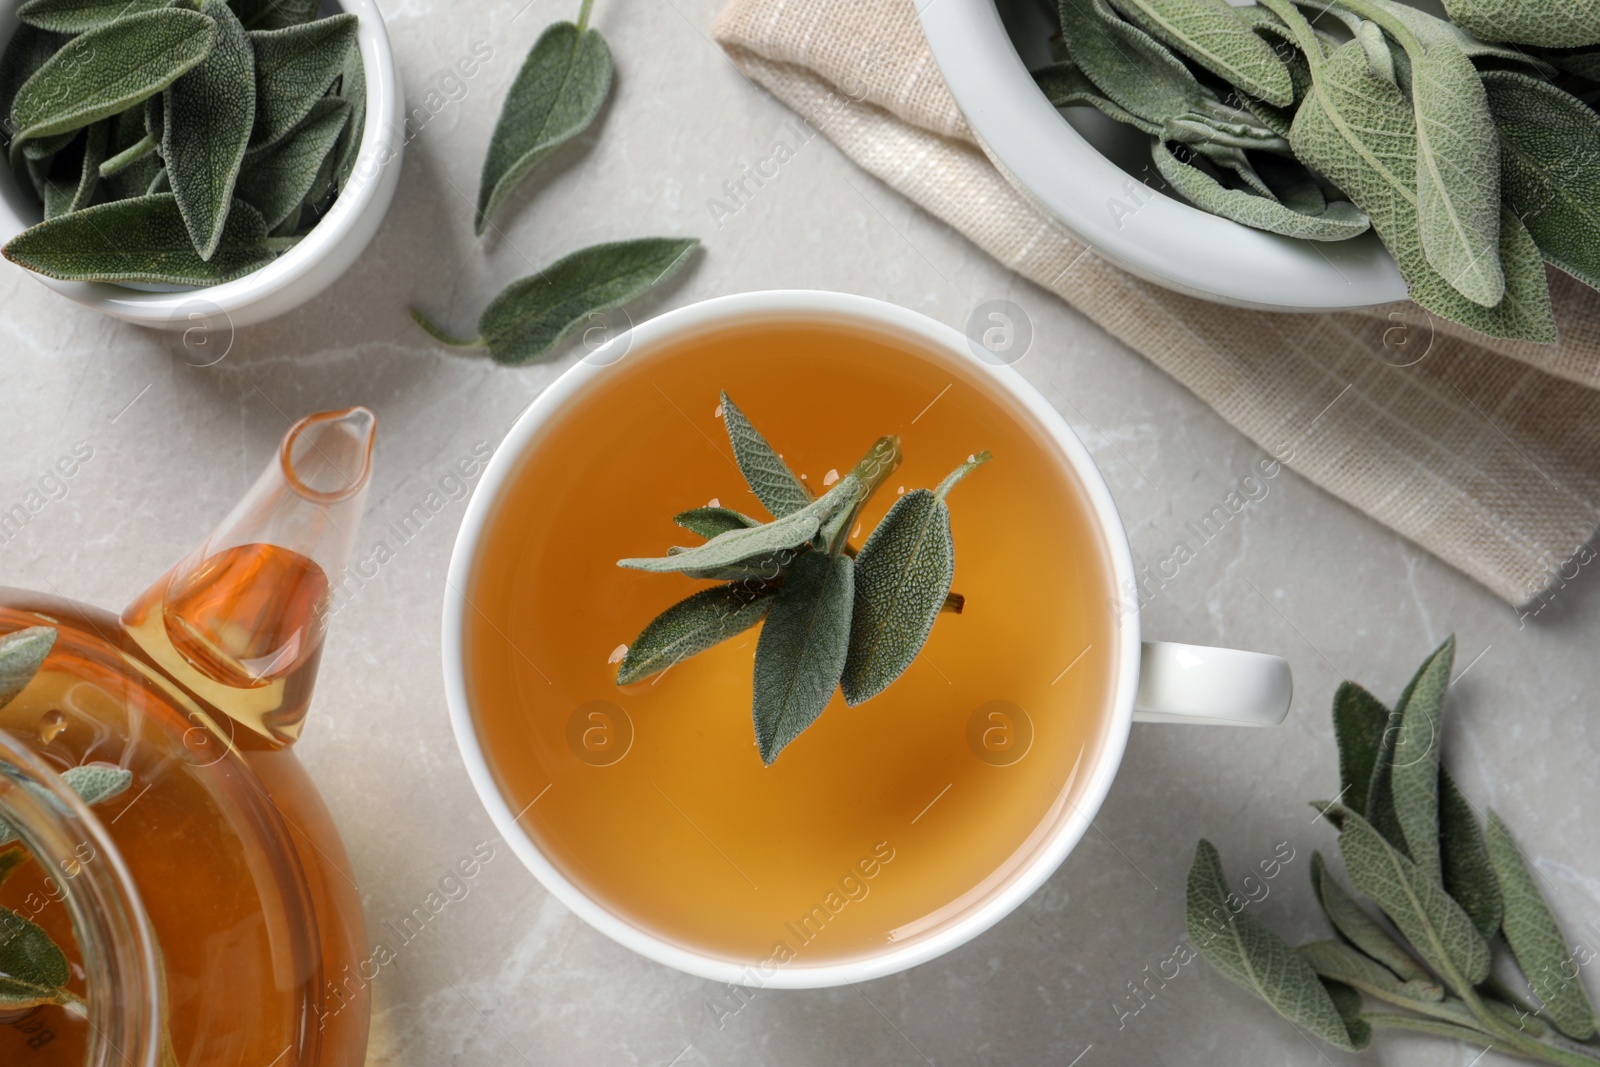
1441 0 1600 49
59 764 134 808
475 6 613 235
1104 0 1294 106
840 451 990 706
17 0 169 34
234 95 349 230
0 906 72 1008
2 193 279 283
752 551 855 765
1187 840 1369 1050
0 627 55 708
673 505 760 539
0 849 25 885
164 0 255 260
1151 139 1370 241
1193 642 1600 1062
1483 70 1600 291
721 391 813 518
9 8 218 158
410 237 700 365
1486 812 1600 1040
617 582 777 686
248 13 357 150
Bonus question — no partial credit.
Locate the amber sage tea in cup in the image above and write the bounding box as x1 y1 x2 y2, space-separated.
444 291 1291 987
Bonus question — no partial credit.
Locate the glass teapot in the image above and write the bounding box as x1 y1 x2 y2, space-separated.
0 409 376 1066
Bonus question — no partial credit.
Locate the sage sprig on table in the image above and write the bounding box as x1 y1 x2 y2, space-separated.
1038 0 1600 342
614 392 990 765
410 0 700 365
0 626 133 1014
0 0 365 285
1189 638 1600 1064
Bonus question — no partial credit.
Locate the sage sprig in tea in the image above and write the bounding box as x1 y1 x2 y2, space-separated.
0 0 366 285
1039 0 1600 342
1189 638 1600 1065
615 392 990 764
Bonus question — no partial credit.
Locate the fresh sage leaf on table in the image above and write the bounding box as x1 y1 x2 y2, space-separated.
1331 682 1388 818
1438 768 1501 941
1187 840 1368 1050
248 13 357 149
721 391 812 518
840 451 990 705
0 627 55 708
1483 69 1600 291
9 8 218 158
1441 0 1600 50
1388 636 1452 884
752 551 855 765
409 237 699 365
230 0 320 31
475 8 613 235
1104 0 1294 105
2 193 278 283
17 0 169 34
673 506 759 539
165 0 255 260
1057 0 1201 125
616 582 777 685
1486 811 1600 1040
1288 39 1554 342
1297 939 1443 1005
234 95 349 230
1309 850 1439 990
1151 139 1370 240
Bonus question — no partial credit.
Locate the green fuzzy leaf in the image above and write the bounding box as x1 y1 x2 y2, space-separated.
233 95 347 230
1187 840 1365 1051
1356 19 1395 83
1310 850 1438 991
1363 0 1558 73
1442 0 1600 50
1298 939 1443 1005
474 20 612 235
0 907 69 994
1549 50 1600 82
1290 40 1554 342
1389 636 1453 885
16 0 169 34
1486 811 1600 1040
0 849 26 886
229 0 319 30
818 435 902 554
616 582 776 685
248 13 357 150
1322 979 1373 1049
0 25 70 134
1105 0 1294 105
1151 139 1370 240
720 391 812 518
164 0 255 260
619 473 859 576
1033 61 1163 135
1325 803 1491 992
101 106 162 199
752 550 854 765
9 8 218 155
1057 0 1201 124
1483 69 1600 291
841 452 988 706
673 506 759 540
59 764 132 807
444 237 698 366
1332 682 1387 818
2 193 276 283
1439 768 1502 941
332 43 364 191
0 627 55 709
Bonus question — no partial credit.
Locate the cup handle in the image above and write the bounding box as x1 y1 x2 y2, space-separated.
1133 642 1292 726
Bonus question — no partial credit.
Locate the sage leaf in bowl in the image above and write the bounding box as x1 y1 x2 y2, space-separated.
614 394 990 764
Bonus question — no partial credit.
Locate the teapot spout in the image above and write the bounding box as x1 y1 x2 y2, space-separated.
123 408 377 746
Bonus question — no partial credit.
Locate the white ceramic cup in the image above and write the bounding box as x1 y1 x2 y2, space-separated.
442 290 1293 988
0 0 404 329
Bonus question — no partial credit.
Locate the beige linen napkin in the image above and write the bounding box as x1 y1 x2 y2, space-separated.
712 0 1600 609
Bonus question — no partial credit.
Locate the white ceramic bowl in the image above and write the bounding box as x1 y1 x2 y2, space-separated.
442 290 1292 988
0 0 403 329
918 0 1408 310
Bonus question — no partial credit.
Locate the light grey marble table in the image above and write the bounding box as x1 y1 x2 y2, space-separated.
2 0 1596 1064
